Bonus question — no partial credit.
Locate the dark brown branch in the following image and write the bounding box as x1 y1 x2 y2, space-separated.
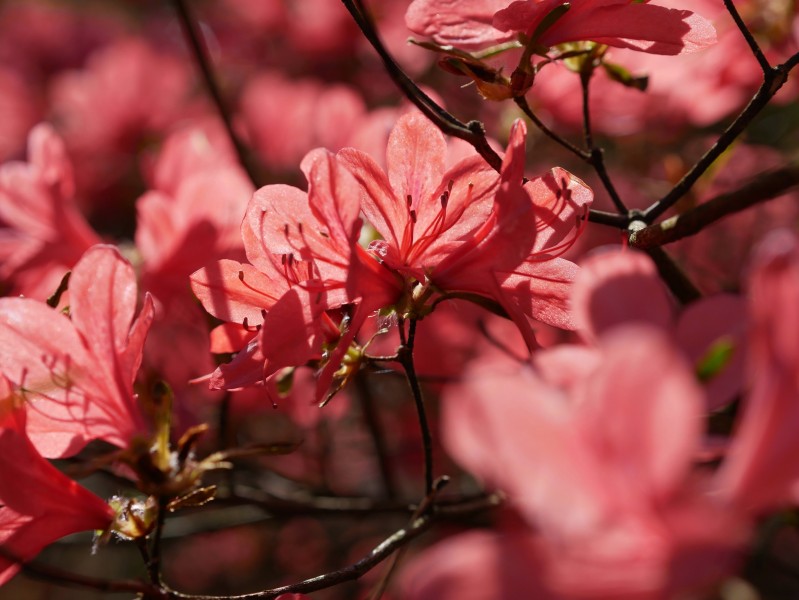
579 69 627 214
630 228 703 303
146 496 169 585
514 95 588 159
643 55 799 222
399 318 434 495
0 547 162 598
167 518 432 599
723 0 770 73
515 90 628 216
164 492 501 600
171 0 261 186
340 0 503 172
587 209 629 227
630 164 799 249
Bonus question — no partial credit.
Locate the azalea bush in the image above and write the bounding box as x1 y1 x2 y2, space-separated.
1 0 798 598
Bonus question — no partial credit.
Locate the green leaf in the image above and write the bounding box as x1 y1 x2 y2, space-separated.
696 337 736 383
602 61 648 91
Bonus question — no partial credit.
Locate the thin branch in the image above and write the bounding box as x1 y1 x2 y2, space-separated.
632 235 703 303
367 477 450 600
341 0 503 172
630 164 799 249
514 95 588 159
342 0 630 230
587 208 629 227
146 497 169 585
516 91 628 216
399 319 434 495
166 517 434 599
164 492 501 600
579 69 627 214
217 486 494 517
171 0 261 186
723 0 770 73
0 547 162 598
643 55 798 222
580 71 594 151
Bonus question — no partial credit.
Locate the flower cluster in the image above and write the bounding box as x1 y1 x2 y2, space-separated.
0 0 797 599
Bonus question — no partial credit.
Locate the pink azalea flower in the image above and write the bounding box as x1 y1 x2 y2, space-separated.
142 118 239 198
0 389 114 585
528 0 794 135
192 148 401 402
195 113 589 399
407 0 716 55
130 121 252 420
136 137 253 310
403 326 749 599
0 245 153 458
339 112 592 347
0 122 100 299
238 72 366 173
571 247 747 410
50 37 192 155
49 37 197 197
403 233 799 598
716 231 799 514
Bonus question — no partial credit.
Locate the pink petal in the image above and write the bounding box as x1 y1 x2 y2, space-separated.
408 155 499 268
494 1 717 55
149 120 237 196
434 119 536 288
190 259 288 323
716 231 799 514
558 6 718 55
0 408 113 585
210 339 267 391
576 325 704 506
134 190 176 267
338 146 407 252
0 297 102 456
405 0 516 49
386 113 446 226
70 245 139 362
259 286 325 372
209 323 256 354
400 530 552 600
443 356 614 538
676 294 747 411
572 248 674 342
27 122 75 200
497 256 580 331
532 343 601 392
246 183 317 261
301 148 362 272
528 167 593 255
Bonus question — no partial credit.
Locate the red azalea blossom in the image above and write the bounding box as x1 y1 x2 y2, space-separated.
0 123 100 299
0 245 153 457
192 147 401 402
402 327 748 600
407 0 717 55
0 387 114 585
340 112 593 347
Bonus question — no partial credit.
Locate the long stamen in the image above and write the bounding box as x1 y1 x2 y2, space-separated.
408 180 465 262
529 205 590 261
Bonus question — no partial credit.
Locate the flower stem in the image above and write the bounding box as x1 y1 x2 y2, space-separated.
399 318 434 495
171 0 261 186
